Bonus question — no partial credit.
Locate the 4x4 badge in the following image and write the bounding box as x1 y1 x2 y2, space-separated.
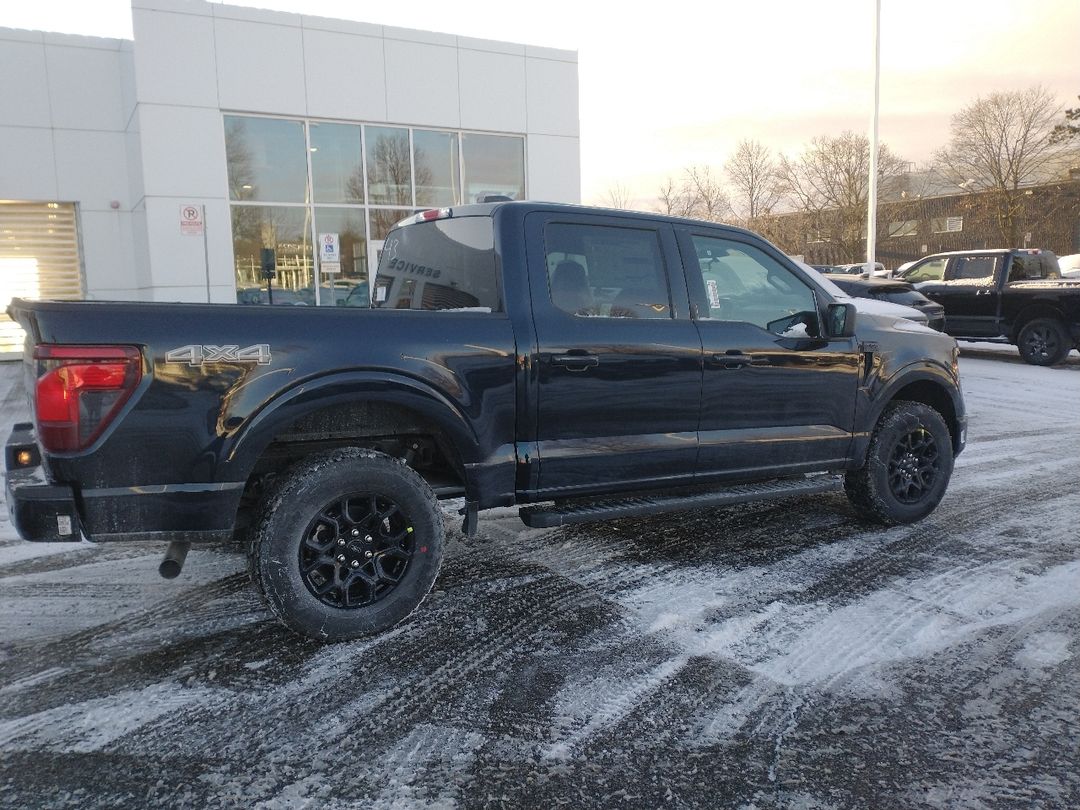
165 344 272 365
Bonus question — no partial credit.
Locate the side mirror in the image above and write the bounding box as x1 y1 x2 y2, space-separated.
826 302 857 338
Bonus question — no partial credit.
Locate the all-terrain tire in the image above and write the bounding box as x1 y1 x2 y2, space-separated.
1017 318 1070 366
251 448 444 642
844 401 954 526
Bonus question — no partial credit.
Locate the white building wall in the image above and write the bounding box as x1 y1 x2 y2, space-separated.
0 0 581 304
0 28 137 299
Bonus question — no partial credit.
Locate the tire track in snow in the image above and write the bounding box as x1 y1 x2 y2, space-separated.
543 655 689 760
0 682 222 753
0 543 162 580
794 479 1073 605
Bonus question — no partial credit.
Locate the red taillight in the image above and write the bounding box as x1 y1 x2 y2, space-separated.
33 345 142 453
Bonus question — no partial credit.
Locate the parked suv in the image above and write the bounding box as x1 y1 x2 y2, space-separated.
825 274 945 331
835 262 891 278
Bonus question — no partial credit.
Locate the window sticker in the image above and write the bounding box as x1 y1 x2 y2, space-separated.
706 279 721 309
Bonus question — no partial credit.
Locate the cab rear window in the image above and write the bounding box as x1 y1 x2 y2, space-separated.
373 217 501 312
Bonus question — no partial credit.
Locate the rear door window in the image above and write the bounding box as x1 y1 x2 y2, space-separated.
946 255 1000 284
373 216 501 312
543 223 672 319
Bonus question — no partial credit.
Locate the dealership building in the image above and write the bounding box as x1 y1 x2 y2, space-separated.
0 0 580 352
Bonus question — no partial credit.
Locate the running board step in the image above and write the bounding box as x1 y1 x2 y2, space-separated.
519 476 844 529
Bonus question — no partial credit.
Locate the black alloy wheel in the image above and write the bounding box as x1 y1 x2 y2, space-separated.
886 426 939 504
1018 318 1069 366
844 401 954 525
300 493 415 609
250 448 445 642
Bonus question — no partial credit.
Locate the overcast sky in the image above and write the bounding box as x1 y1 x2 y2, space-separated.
3 0 1078 206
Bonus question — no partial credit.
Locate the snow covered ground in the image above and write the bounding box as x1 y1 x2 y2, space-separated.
1 348 1078 809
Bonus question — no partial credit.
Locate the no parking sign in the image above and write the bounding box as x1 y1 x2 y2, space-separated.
179 204 204 235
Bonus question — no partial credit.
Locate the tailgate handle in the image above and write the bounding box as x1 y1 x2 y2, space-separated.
551 352 599 371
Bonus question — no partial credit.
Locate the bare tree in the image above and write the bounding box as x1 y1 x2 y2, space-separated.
604 182 634 209
724 139 782 224
683 166 731 222
1051 94 1080 143
367 132 414 205
224 118 255 200
936 86 1067 246
654 166 732 222
655 176 696 218
778 131 907 262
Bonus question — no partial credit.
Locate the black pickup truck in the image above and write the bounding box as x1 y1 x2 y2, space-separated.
6 202 967 641
900 249 1080 365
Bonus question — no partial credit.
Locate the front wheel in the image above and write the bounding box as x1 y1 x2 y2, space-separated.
251 448 445 642
1017 318 1070 366
845 402 954 525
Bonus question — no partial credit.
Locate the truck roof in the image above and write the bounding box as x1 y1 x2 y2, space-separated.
408 200 763 240
923 248 1056 258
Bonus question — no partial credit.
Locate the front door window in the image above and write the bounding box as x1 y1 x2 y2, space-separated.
905 257 948 283
689 235 820 337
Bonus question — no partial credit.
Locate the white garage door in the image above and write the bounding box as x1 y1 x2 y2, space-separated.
0 202 83 357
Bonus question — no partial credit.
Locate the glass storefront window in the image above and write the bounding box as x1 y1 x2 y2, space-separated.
232 205 314 305
224 115 525 306
310 122 364 204
225 116 308 203
369 208 410 244
461 133 525 203
414 130 460 207
314 208 368 307
366 126 413 206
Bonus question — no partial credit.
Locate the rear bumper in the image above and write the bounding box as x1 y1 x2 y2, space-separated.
5 423 241 543
5 423 82 541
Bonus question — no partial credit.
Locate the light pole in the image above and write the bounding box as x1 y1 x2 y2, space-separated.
866 0 881 271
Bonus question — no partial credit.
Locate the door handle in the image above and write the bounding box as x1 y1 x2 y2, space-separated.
709 352 753 369
551 353 599 371
975 289 995 296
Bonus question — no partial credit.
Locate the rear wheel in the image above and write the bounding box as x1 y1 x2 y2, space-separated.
845 402 954 525
1017 318 1070 366
251 448 444 642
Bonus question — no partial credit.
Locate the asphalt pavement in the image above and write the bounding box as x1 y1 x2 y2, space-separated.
1 347 1078 809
